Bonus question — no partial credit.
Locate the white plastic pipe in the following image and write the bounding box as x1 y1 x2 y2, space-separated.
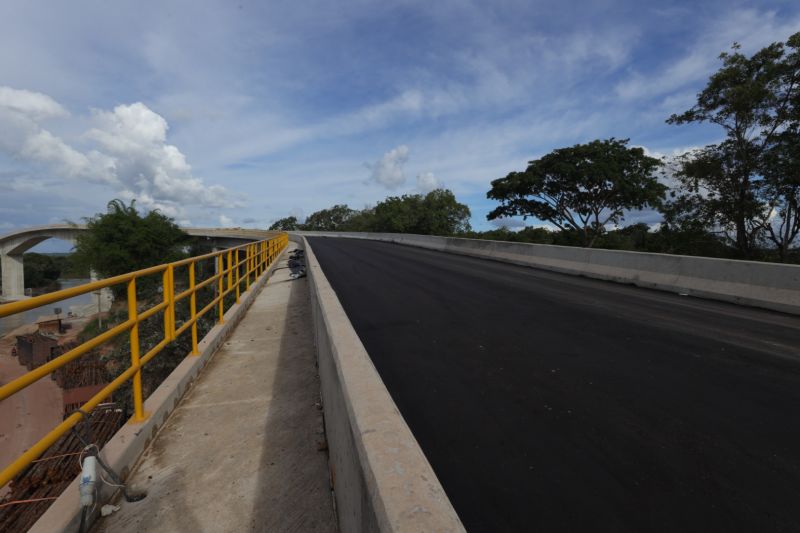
79 456 97 507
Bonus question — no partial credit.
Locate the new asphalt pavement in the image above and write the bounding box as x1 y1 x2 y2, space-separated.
307 237 800 533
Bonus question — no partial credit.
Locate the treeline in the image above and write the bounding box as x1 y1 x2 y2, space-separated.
487 33 800 263
465 223 739 259
21 253 90 288
269 189 472 235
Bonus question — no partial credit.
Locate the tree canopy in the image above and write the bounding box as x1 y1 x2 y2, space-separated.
487 138 664 247
282 189 472 236
302 205 357 231
268 216 301 231
22 253 62 288
73 199 189 287
372 189 472 235
665 32 800 259
761 126 800 258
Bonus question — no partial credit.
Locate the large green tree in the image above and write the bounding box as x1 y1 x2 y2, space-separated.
761 128 800 260
487 138 664 247
302 204 357 231
760 33 800 260
268 216 301 231
73 199 189 286
666 33 800 258
371 189 471 235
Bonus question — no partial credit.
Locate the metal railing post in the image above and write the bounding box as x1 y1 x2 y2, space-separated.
161 268 172 340
245 245 251 291
169 264 176 340
127 278 145 422
235 248 240 303
227 250 233 300
218 254 225 324
189 261 199 355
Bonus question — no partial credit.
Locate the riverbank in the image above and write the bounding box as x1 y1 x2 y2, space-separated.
0 278 112 337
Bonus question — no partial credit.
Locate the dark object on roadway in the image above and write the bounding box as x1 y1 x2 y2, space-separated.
309 236 800 533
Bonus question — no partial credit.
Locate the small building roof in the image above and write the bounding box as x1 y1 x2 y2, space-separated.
35 315 63 324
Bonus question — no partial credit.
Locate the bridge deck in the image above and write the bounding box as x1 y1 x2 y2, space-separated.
309 236 800 533
95 245 336 532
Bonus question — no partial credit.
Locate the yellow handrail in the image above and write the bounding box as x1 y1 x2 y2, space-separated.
0 232 289 488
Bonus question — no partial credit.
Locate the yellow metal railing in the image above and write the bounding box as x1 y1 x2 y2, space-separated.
0 232 289 488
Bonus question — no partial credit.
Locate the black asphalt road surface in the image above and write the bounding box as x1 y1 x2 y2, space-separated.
307 237 800 533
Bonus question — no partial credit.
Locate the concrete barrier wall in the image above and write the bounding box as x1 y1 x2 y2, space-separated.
297 232 800 315
295 235 464 532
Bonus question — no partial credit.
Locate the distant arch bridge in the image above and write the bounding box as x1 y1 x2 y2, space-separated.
0 224 274 301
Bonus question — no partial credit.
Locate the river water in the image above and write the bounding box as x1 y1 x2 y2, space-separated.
0 279 96 337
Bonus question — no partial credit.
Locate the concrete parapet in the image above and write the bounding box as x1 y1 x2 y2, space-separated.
297 234 464 532
296 232 800 315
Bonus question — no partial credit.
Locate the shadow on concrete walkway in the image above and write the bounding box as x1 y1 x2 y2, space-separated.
95 246 336 532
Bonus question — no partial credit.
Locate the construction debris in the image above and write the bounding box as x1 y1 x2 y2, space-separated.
0 408 124 532
288 249 306 280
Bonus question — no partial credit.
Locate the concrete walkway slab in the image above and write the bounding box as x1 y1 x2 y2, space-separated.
95 246 336 532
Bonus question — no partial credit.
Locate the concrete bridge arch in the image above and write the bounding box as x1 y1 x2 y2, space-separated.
0 225 85 301
0 225 275 300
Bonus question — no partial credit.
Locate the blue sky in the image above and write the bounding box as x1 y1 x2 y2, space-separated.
1 0 799 250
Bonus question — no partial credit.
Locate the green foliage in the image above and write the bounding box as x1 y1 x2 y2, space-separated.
487 138 664 247
50 254 90 279
371 189 471 235
664 142 766 254
293 189 471 236
665 32 800 259
761 127 800 259
341 208 376 232
268 216 301 231
22 253 62 288
418 189 472 235
464 226 555 245
302 204 357 231
73 199 190 296
468 222 738 259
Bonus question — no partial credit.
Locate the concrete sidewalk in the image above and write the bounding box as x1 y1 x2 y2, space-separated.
95 246 336 532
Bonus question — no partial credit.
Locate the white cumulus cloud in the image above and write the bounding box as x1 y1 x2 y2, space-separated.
219 214 233 226
416 171 441 193
0 86 68 121
0 87 235 219
0 90 113 185
368 145 409 189
86 102 234 214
